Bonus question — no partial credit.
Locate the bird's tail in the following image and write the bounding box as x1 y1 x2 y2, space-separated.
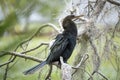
23 61 46 75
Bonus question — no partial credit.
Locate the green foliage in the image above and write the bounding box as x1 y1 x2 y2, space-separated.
0 11 17 36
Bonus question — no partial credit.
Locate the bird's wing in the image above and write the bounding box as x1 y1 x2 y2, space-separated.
50 34 68 53
46 34 68 62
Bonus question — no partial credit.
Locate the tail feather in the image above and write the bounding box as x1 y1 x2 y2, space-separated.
23 61 46 75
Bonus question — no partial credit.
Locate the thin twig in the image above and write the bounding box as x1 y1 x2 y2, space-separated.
72 54 89 76
3 64 9 80
97 71 108 80
88 71 96 80
88 37 100 79
45 65 53 80
72 54 89 69
84 69 93 80
17 23 61 46
22 42 49 54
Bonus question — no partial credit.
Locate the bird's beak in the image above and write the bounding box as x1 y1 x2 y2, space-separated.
73 15 84 21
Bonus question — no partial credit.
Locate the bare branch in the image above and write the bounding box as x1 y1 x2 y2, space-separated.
0 42 48 67
45 65 53 80
89 38 100 72
97 71 108 80
88 38 101 80
2 23 59 67
47 23 62 33
72 54 89 69
22 42 49 54
88 71 108 80
1 23 60 80
0 51 43 63
3 65 9 80
107 0 120 6
72 54 89 76
0 59 15 67
15 23 61 52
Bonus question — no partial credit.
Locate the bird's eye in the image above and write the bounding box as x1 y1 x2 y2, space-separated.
70 15 75 18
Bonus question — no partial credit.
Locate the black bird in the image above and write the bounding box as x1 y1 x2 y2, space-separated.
23 15 79 75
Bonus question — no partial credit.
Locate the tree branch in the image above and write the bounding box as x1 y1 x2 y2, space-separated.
107 0 120 6
72 54 89 69
0 51 43 64
1 23 61 80
72 54 89 76
88 38 101 79
60 54 89 80
15 23 61 51
22 42 49 54
45 65 53 80
97 71 108 80
0 42 48 67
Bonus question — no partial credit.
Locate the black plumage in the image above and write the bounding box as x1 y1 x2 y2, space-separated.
23 15 78 75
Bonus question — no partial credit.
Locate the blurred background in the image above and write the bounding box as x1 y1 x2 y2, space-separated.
0 0 65 80
0 0 65 50
0 0 120 80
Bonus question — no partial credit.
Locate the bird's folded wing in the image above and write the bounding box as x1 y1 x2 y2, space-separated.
47 34 68 62
50 34 68 52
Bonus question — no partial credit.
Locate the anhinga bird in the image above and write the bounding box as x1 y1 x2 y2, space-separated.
23 15 80 75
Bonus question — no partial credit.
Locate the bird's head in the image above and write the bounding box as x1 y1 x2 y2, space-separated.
64 15 76 20
62 15 83 30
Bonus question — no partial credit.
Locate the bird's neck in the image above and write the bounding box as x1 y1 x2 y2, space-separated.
63 27 77 37
63 21 77 37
